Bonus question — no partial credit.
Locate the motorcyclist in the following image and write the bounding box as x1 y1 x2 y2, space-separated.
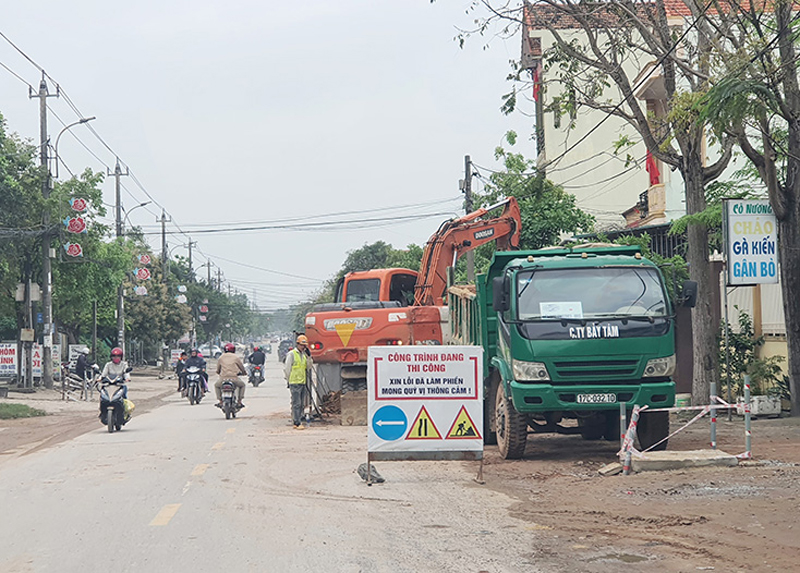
184 348 208 393
215 342 247 409
247 345 266 381
100 347 130 398
74 347 90 381
175 350 187 393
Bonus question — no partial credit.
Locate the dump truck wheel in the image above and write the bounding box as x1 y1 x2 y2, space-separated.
495 384 527 459
637 411 669 451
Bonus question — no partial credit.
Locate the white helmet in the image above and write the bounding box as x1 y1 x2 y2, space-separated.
81 348 90 354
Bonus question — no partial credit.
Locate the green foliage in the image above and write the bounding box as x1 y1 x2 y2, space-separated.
719 308 784 397
469 140 594 271
0 403 46 419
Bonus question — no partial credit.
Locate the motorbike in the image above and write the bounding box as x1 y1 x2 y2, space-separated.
185 365 205 405
219 379 242 419
249 364 263 387
99 368 133 433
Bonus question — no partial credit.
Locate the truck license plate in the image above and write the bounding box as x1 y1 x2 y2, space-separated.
577 393 617 404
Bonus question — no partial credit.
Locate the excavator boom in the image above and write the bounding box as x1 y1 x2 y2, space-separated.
413 197 521 306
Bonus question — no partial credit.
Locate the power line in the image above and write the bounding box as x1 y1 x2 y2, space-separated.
133 211 454 236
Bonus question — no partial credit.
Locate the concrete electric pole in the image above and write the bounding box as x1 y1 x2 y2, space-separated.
187 240 196 281
30 73 59 389
109 158 129 354
463 155 475 282
159 209 171 283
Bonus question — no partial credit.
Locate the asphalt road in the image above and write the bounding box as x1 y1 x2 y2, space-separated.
0 360 538 573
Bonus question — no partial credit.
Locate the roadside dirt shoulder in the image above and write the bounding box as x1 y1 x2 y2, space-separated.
0 373 175 461
480 415 800 572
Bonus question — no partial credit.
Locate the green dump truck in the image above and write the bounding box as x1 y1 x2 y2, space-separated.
448 244 696 459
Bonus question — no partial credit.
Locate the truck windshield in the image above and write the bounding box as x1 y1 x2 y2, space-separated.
345 278 381 302
516 267 669 320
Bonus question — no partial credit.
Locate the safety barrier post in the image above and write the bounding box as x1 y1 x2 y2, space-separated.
744 374 752 457
619 402 626 452
709 381 717 450
621 405 642 476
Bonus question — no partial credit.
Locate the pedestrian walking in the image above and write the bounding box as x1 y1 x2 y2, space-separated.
284 334 312 429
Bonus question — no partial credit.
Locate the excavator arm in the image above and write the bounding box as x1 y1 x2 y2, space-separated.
413 197 521 306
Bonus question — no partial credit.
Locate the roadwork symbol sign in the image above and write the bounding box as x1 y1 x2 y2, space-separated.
334 322 357 346
406 405 441 440
446 406 481 440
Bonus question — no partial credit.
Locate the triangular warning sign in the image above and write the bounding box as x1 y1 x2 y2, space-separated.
334 322 357 346
446 406 481 440
406 405 442 440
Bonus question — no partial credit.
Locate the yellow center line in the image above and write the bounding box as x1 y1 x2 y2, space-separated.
226 428 236 434
211 442 225 450
191 464 209 476
149 503 181 526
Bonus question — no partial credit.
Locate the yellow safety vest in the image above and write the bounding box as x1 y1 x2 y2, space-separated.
289 349 307 385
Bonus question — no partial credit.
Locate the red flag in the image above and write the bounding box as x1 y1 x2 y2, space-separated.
645 150 660 186
532 60 542 102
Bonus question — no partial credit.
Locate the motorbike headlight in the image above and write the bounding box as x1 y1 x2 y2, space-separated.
512 359 550 382
643 355 676 378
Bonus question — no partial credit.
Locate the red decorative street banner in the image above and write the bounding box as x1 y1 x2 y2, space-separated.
134 267 151 281
134 286 148 296
138 254 151 266
69 197 89 212
63 216 87 234
63 243 83 257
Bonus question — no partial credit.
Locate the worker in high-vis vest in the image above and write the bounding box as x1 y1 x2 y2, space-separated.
283 334 313 429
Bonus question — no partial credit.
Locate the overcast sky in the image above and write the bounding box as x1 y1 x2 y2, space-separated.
0 1 531 310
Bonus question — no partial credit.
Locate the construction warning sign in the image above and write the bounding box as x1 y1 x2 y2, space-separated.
367 346 483 459
446 406 481 440
406 406 442 440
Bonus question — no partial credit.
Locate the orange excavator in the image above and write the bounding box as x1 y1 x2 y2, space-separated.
304 197 521 412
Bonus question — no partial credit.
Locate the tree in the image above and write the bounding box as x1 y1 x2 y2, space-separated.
478 136 595 250
0 113 45 338
697 1 800 413
50 169 130 344
464 1 735 404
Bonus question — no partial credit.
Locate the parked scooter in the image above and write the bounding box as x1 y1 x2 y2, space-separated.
99 367 133 433
219 380 242 419
184 365 204 405
249 364 263 387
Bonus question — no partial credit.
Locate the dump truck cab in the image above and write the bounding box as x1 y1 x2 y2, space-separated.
451 244 695 459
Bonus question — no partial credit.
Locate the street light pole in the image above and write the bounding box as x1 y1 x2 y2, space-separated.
121 201 152 233
53 116 95 178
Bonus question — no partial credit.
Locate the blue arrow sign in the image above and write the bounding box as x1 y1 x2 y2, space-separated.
372 405 408 441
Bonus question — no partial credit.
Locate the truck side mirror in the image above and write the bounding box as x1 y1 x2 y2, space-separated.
681 280 698 308
492 276 509 313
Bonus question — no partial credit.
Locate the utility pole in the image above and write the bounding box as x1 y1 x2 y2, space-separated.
109 159 129 237
206 261 212 287
31 73 59 389
217 267 222 292
463 155 475 282
92 300 97 364
159 210 171 282
110 158 129 355
187 240 196 281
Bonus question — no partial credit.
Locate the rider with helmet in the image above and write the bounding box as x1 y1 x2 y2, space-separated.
74 347 91 381
247 345 266 377
215 343 247 408
184 348 208 393
101 347 130 398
